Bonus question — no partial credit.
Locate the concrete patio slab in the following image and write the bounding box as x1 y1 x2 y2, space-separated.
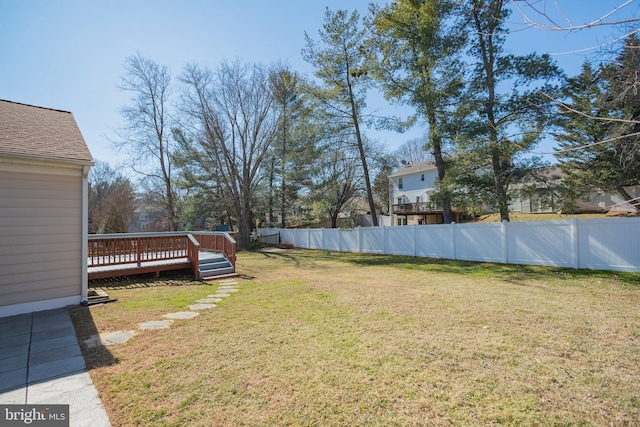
0 333 31 350
0 308 112 426
0 386 25 404
30 334 79 353
28 371 111 427
0 368 27 393
0 353 28 374
28 355 86 384
29 343 82 366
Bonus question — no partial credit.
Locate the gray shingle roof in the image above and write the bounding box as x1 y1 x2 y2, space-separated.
389 160 436 178
0 99 93 164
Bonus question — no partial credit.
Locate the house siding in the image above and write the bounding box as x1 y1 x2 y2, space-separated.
389 162 440 225
0 165 83 312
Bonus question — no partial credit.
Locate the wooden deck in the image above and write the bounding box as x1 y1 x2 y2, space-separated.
87 232 236 280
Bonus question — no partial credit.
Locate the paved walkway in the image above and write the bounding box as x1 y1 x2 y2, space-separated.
0 308 111 427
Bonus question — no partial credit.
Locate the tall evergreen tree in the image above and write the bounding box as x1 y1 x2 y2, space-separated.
303 8 380 226
556 35 640 211
370 0 465 224
268 65 316 228
458 0 562 221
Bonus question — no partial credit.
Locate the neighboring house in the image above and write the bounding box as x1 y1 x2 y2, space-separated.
389 160 446 225
510 166 640 214
389 162 639 226
0 100 93 317
128 205 164 232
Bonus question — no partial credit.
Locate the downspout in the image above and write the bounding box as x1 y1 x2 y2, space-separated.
81 165 90 303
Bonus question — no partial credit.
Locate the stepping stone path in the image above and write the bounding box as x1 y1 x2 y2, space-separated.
84 279 242 346
164 312 199 320
140 320 173 329
189 303 216 310
84 331 136 348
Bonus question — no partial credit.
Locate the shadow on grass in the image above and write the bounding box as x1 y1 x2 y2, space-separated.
68 305 117 370
252 248 301 266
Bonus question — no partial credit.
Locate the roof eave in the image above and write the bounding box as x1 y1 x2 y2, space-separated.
0 151 94 168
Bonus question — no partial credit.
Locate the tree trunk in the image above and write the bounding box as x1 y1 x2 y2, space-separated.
346 76 378 226
491 145 511 221
281 128 287 228
427 108 452 224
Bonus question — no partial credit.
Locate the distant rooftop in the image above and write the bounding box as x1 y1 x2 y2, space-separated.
389 160 436 178
0 99 93 164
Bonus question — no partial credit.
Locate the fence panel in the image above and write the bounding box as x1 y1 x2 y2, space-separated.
282 229 306 248
308 229 323 249
323 229 341 251
361 227 385 254
258 217 640 273
415 224 454 259
507 221 575 267
456 223 504 262
579 218 640 272
386 226 416 256
340 228 360 252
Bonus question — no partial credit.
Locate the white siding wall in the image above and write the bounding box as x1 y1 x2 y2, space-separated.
390 168 439 204
0 163 84 315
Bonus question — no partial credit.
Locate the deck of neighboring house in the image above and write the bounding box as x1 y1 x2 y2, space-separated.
88 232 237 281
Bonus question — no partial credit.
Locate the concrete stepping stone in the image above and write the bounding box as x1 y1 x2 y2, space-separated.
139 320 173 330
218 287 238 293
84 331 135 348
219 280 239 285
163 312 199 320
197 298 222 303
188 304 216 310
207 293 230 298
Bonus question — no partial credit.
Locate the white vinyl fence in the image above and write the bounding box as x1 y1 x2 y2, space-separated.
258 217 640 273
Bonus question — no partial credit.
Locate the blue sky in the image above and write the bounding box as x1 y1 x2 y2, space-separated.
1 1 637 167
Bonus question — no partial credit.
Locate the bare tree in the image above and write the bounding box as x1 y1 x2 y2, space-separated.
116 53 178 231
180 60 279 250
395 137 433 165
307 141 362 228
509 1 639 34
88 160 135 234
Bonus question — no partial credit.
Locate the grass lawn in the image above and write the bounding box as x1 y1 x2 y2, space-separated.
72 249 640 426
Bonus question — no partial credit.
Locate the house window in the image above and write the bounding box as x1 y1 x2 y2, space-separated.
398 178 403 189
397 217 407 226
421 174 425 181
416 196 421 203
397 197 403 204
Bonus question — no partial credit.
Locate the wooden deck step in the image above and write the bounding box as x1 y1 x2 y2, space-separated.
198 250 235 279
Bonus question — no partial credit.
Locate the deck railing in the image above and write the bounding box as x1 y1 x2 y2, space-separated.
88 231 237 279
392 201 443 215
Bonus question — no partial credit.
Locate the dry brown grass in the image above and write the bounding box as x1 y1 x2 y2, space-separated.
71 250 640 426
